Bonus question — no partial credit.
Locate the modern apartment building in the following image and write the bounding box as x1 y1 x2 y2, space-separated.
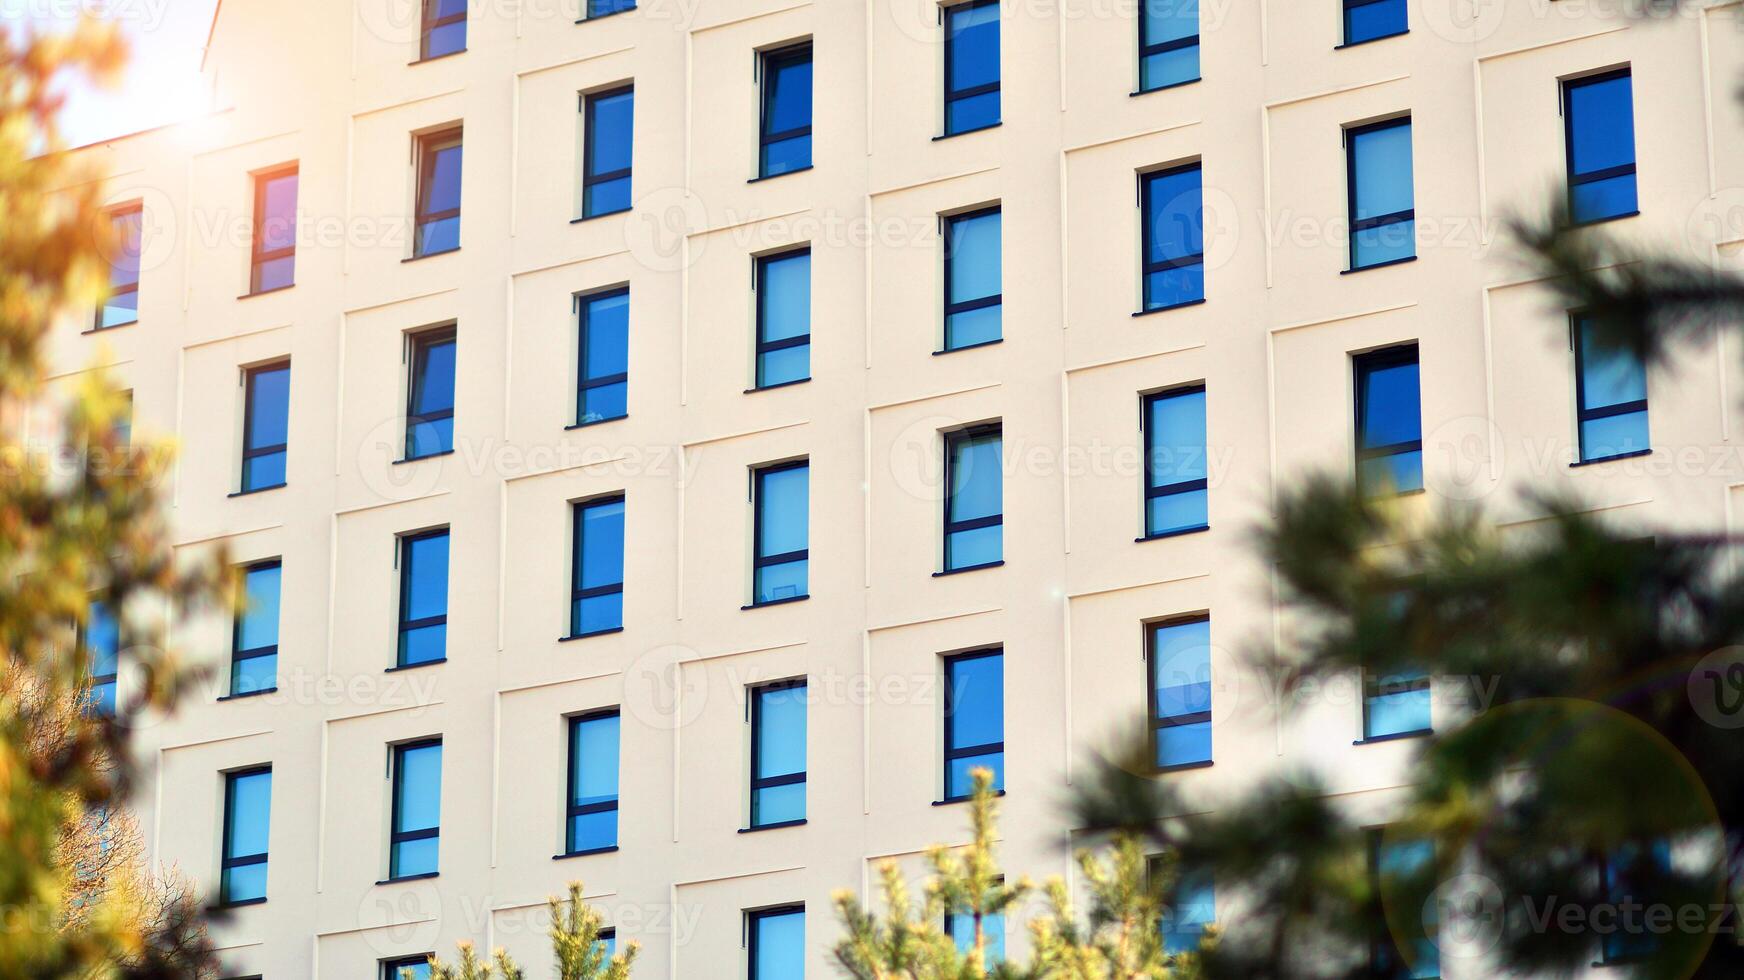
58 0 1744 975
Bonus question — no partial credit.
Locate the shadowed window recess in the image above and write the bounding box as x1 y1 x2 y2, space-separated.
1353 344 1422 495
397 528 450 668
749 680 806 828
746 905 804 980
944 0 1000 135
582 86 633 218
571 497 624 636
566 710 620 854
1363 666 1431 740
1149 615 1213 769
249 166 297 293
1600 840 1672 963
419 0 465 60
240 361 289 492
1140 163 1204 311
220 767 271 905
413 128 462 256
389 739 443 879
944 425 1002 572
1573 314 1649 463
943 649 1003 801
230 560 281 696
1343 0 1406 46
942 207 1001 350
1368 833 1440 979
96 202 142 330
752 461 808 605
1139 0 1199 92
576 288 629 425
1143 385 1208 538
755 249 810 388
1563 69 1637 225
83 598 119 716
759 44 811 178
1152 858 1215 953
1346 117 1414 270
405 327 456 459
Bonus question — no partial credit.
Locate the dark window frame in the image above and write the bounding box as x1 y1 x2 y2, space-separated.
576 287 629 425
1571 311 1650 464
248 164 298 294
749 679 807 830
382 955 434 980
942 0 1001 136
745 904 806 979
751 460 809 607
753 247 812 390
1344 116 1415 271
412 128 463 257
564 708 621 855
396 528 450 668
404 326 457 461
570 496 625 638
1141 384 1209 538
219 765 272 907
942 647 1003 803
942 206 1003 351
1139 163 1205 312
581 85 634 219
80 597 119 716
240 361 290 493
1361 667 1432 742
1146 614 1213 773
94 201 143 331
1562 67 1638 226
388 738 443 880
1352 344 1422 494
418 0 466 61
943 424 1003 573
1137 0 1200 92
758 43 813 179
1341 0 1407 47
229 559 281 696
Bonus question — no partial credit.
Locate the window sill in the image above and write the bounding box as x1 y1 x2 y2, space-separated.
1570 210 1641 229
1334 29 1408 49
1130 77 1202 97
744 377 811 394
237 284 295 300
566 414 628 430
208 897 267 911
739 819 807 834
742 594 810 611
1154 759 1214 774
82 321 138 335
408 49 466 65
1133 297 1207 317
403 247 460 263
1353 728 1433 745
933 790 1005 806
228 483 286 498
560 627 624 642
933 121 1002 142
1342 255 1418 275
748 166 813 184
571 207 631 224
933 338 1003 356
1570 448 1652 468
385 659 446 673
216 687 279 702
376 872 440 885
1137 524 1210 543
396 449 455 465
554 845 619 859
933 560 1004 578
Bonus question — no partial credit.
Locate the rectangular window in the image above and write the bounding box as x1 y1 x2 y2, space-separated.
1154 859 1215 953
586 0 634 16
566 710 621 854
1343 0 1406 46
945 889 1006 962
220 767 271 905
230 560 281 696
597 929 617 956
1142 385 1208 539
1563 69 1638 225
749 680 807 828
389 739 443 880
943 649 1003 801
1601 841 1670 963
1363 667 1431 740
84 598 119 716
754 249 811 389
1368 833 1439 979
1347 118 1415 270
747 906 804 980
752 461 809 606
759 44 812 178
249 166 298 293
942 207 1001 351
576 288 628 425
96 202 143 330
571 497 625 637
944 426 1002 572
1354 345 1423 495
419 0 466 59
397 529 450 668
1573 314 1649 462
383 957 432 980
1148 616 1212 770
582 86 633 219
1138 0 1199 92
944 0 1000 136
413 128 463 257
1140 164 1205 311
240 361 289 492
405 327 456 459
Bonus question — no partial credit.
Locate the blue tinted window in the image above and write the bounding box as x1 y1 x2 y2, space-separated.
421 0 466 58
85 598 119 716
756 250 811 388
578 288 629 425
1370 835 1439 979
945 427 1002 571
748 907 804 980
1141 164 1204 310
250 168 297 293
1354 346 1422 495
1151 617 1212 769
1144 386 1208 538
231 561 280 696
945 0 1000 135
583 87 633 218
97 204 142 329
946 907 1006 962
751 682 806 828
1162 866 1215 953
414 131 462 256
760 46 812 178
1564 70 1638 224
221 767 271 905
944 650 1003 800
1574 315 1649 462
1602 841 1670 963
754 462 809 605
398 530 449 667
391 740 442 879
1348 119 1415 269
384 957 432 980
587 0 634 16
943 208 1001 350
572 498 625 636
1139 0 1199 92
1364 668 1430 739
1343 0 1406 45
242 362 289 492
406 329 456 459
567 711 620 854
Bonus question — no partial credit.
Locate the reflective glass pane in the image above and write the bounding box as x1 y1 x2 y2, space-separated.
403 533 450 624
755 558 808 605
99 292 139 329
1352 123 1413 221
424 144 463 216
1163 868 1214 952
1147 489 1208 537
108 209 143 286
1579 323 1647 411
1357 355 1421 450
571 715 620 805
1353 217 1416 269
1567 74 1635 177
87 601 119 678
947 654 1003 752
1366 682 1431 738
761 135 811 178
946 525 1002 570
752 781 805 826
946 751 1004 799
1144 0 1198 45
411 337 457 417
231 654 276 695
587 90 634 178
753 910 804 980
226 770 272 858
237 564 281 654
1571 172 1638 224
582 382 627 424
759 252 811 343
947 2 1000 93
1152 619 1211 719
582 292 629 381
1145 167 1204 265
589 0 634 13
756 687 806 779
758 345 809 388
259 174 298 251
222 863 266 903
254 255 294 293
395 744 443 833
947 211 1001 306
948 911 1006 962
946 305 1001 350
392 836 439 878
242 451 285 493
1140 44 1199 92
574 593 623 636
577 500 625 591
1580 412 1650 462
948 433 1002 524
1144 262 1204 310
757 466 809 559
568 809 617 853
1345 0 1406 44
1155 720 1211 768
1148 389 1206 487
946 90 1000 135
417 216 460 256
1358 448 1423 494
